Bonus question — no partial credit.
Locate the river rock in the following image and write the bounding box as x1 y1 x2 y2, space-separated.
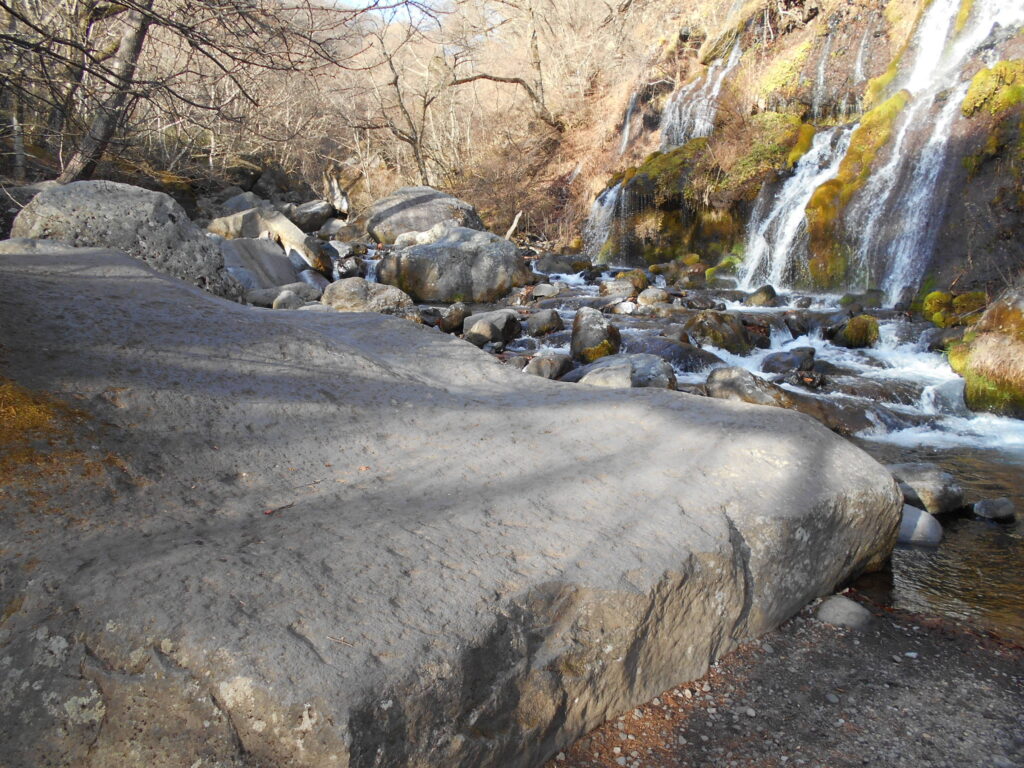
272 289 304 310
0 247 903 768
761 347 816 374
208 206 330 273
298 269 331 292
524 354 573 380
378 226 531 303
463 309 522 347
638 287 669 306
680 311 752 355
828 315 880 349
221 190 269 216
10 180 239 299
318 218 350 240
571 307 621 362
898 504 943 546
569 354 677 389
623 336 723 373
246 281 323 307
289 200 335 231
886 463 965 515
601 278 639 298
706 367 792 408
744 285 779 307
362 186 485 244
972 497 1015 523
814 595 873 631
527 309 565 337
439 302 470 334
219 237 298 291
321 277 415 317
532 283 560 299
534 253 589 274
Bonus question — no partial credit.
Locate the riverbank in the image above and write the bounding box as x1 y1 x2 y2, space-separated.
547 593 1023 768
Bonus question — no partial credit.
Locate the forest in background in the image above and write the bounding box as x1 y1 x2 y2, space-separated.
0 0 766 241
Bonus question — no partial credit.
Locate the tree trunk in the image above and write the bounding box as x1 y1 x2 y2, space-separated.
57 3 152 183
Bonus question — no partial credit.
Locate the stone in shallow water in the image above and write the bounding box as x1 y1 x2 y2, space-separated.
898 505 943 546
972 497 1015 523
887 463 965 515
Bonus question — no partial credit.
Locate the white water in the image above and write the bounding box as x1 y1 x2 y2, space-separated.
583 183 621 260
619 91 639 155
880 82 969 304
738 127 853 290
812 32 834 120
853 28 871 83
660 43 742 150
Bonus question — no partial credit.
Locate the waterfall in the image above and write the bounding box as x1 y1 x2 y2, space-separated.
738 127 853 290
853 29 870 83
583 183 621 260
660 43 741 150
811 32 834 121
824 0 1024 303
880 82 969 305
618 91 639 155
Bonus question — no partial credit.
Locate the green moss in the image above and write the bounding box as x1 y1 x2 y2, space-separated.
963 369 1024 418
865 62 900 109
755 39 813 102
631 139 709 205
952 291 987 317
788 124 817 168
615 269 649 293
955 0 974 33
834 315 880 348
805 91 910 286
683 253 702 266
705 253 743 283
709 112 803 201
581 339 618 363
947 340 971 373
962 60 1024 117
922 290 954 316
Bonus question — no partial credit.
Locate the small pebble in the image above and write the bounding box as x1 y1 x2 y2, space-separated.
826 693 840 704
683 689 693 699
556 753 565 762
746 707 756 717
905 652 919 659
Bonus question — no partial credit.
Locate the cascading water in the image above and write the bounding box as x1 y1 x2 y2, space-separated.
660 43 742 150
811 32 834 121
738 127 853 290
852 28 870 83
618 91 639 155
840 0 1024 304
583 183 621 260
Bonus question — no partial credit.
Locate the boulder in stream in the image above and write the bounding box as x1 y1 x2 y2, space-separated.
897 505 943 546
208 206 330 274
570 307 622 362
463 309 522 347
378 226 532 303
321 276 416 318
566 354 677 389
362 186 485 244
887 463 965 515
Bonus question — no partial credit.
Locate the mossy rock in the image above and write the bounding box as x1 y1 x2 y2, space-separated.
627 139 709 206
788 124 817 168
615 269 650 293
952 291 987 318
580 339 619 364
705 253 743 284
833 315 880 348
962 60 1024 118
922 290 954 316
683 253 703 266
707 112 803 203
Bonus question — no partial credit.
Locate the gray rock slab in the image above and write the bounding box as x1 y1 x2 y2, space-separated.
10 180 239 299
0 249 901 768
220 237 298 291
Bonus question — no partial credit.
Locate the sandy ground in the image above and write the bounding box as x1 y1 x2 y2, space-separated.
546 591 1023 768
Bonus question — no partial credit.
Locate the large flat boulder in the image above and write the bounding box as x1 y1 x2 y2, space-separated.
0 249 901 768
378 226 532 303
362 186 485 244
9 180 239 299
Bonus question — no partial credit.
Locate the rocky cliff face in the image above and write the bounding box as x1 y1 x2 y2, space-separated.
575 0 1023 304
